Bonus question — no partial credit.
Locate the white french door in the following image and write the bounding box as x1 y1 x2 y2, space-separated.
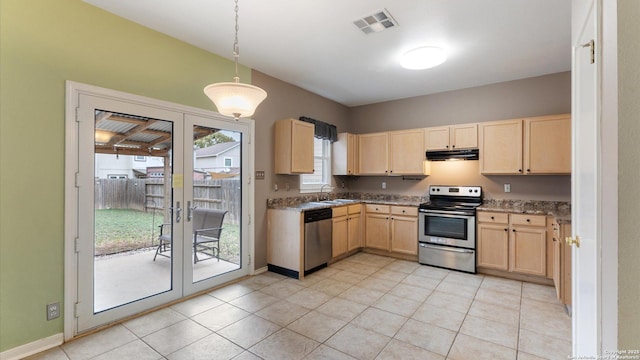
66 82 252 336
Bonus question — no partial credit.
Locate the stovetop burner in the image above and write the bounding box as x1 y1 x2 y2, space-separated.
419 185 483 213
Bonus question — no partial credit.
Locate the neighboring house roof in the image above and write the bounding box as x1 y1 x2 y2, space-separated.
195 142 239 158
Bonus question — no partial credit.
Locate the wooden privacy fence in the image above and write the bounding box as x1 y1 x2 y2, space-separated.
95 178 241 225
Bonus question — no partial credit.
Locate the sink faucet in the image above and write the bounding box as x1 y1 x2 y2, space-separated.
317 184 332 201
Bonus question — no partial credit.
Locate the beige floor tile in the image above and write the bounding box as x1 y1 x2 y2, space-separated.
348 253 395 268
474 288 521 311
522 282 558 303
255 300 310 326
259 280 305 299
425 291 473 314
411 265 450 281
370 269 408 282
326 324 391 360
520 298 571 339
516 351 548 360
447 333 516 360
376 339 445 360
411 304 466 332
312 266 342 278
61 325 138 360
141 320 212 356
518 329 571 360
338 286 385 306
468 300 520 328
287 311 347 342
123 307 187 337
229 290 279 313
373 293 422 317
401 274 442 290
309 278 354 296
170 294 224 317
209 283 254 302
340 261 380 276
357 277 398 293
350 307 408 337
232 351 263 360
442 272 483 288
330 270 370 284
394 319 456 356
250 328 319 360
479 276 522 297
304 344 357 360
316 297 368 322
384 260 421 274
459 315 518 349
435 281 478 299
24 347 70 360
287 288 332 309
92 340 161 360
166 333 243 360
388 283 433 302
239 273 284 290
191 303 250 331
216 315 281 348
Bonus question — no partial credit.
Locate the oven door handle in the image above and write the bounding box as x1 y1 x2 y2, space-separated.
421 210 473 217
420 243 475 254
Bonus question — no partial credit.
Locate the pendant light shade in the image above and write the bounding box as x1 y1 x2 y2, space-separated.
204 81 267 118
204 0 267 119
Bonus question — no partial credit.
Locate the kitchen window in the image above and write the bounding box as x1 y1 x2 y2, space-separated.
300 137 332 193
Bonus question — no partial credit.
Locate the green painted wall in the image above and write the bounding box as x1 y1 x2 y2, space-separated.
0 0 248 351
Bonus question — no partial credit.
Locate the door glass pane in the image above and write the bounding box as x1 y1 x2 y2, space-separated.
192 126 241 283
93 111 173 312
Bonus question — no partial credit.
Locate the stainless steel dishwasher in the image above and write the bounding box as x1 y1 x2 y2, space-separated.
304 208 333 274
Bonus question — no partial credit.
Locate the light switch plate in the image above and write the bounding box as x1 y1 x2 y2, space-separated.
504 183 511 193
255 170 265 180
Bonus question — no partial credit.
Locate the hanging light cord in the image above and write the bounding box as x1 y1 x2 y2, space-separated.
233 0 240 83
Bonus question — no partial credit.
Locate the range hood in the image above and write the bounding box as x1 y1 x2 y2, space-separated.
426 148 479 161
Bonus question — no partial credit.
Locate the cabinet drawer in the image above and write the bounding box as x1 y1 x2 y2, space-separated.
477 212 509 224
391 206 418 217
365 204 390 214
347 204 362 214
511 214 546 227
332 206 348 217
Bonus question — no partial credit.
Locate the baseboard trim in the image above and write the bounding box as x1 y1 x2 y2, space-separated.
0 333 63 360
253 266 268 275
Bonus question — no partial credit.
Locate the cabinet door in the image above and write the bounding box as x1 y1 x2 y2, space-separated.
348 214 362 251
365 213 389 250
553 230 561 299
333 133 359 175
332 216 348 258
524 114 571 174
450 123 478 149
479 119 523 174
389 129 425 175
509 226 546 276
358 133 389 175
390 216 418 255
477 223 509 270
425 126 450 151
291 120 315 173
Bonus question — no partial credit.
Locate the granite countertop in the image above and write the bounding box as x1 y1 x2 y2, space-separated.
267 193 425 212
478 199 571 224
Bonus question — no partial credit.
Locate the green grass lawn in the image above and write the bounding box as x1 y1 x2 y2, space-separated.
95 209 240 263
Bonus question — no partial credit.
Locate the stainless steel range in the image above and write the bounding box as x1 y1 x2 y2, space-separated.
418 185 482 273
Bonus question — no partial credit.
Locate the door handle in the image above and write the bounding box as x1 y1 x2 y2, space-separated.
187 201 196 222
174 201 182 223
565 235 581 248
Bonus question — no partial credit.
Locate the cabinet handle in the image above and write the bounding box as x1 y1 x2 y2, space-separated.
390 170 393 173
518 169 523 173
402 210 406 213
452 144 456 148
504 228 508 232
446 145 449 149
491 216 495 220
526 169 531 172
526 219 531 222
512 229 516 232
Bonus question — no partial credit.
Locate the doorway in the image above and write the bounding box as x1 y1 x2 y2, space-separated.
65 82 254 337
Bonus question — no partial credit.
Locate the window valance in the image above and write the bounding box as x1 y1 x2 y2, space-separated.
299 116 338 142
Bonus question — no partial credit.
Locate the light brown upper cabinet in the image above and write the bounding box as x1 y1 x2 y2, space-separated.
358 129 427 176
333 133 359 175
425 124 478 151
274 118 315 174
479 114 571 175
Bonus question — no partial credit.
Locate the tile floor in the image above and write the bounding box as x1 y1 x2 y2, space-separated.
27 253 572 360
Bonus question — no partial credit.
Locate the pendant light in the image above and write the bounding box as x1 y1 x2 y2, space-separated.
204 0 267 119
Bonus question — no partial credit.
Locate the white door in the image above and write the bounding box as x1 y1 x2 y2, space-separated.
571 0 600 355
67 83 252 335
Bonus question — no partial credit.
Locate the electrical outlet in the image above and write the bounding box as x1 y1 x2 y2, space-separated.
47 302 60 321
504 183 511 193
274 183 278 191
382 181 387 190
285 182 290 191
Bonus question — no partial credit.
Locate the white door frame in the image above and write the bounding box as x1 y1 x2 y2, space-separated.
64 81 256 340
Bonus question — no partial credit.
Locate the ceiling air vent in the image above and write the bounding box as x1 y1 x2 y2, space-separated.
353 9 398 34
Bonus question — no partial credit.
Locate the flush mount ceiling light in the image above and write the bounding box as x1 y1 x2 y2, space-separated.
400 46 447 70
204 0 267 119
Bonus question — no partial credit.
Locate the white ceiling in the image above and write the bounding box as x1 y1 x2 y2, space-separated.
84 0 571 107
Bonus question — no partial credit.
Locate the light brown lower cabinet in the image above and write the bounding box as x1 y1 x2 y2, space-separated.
333 205 363 258
477 223 509 270
553 223 572 305
364 204 418 255
347 205 362 251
